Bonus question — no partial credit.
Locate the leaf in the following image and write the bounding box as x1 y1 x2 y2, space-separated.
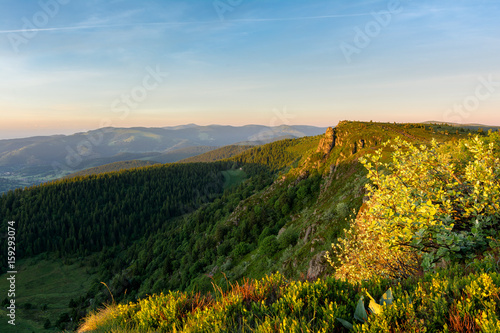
368 298 382 314
379 288 393 306
354 296 367 323
366 291 382 314
336 317 354 330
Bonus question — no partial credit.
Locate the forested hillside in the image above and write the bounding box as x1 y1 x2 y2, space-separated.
66 160 158 178
0 162 234 259
78 122 500 332
0 121 490 331
178 145 254 163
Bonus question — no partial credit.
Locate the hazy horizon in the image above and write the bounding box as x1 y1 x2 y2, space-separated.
1 0 499 139
2 119 500 141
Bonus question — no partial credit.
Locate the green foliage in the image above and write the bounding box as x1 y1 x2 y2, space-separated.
232 242 252 258
331 132 500 282
43 318 51 329
277 227 299 250
0 255 97 332
336 288 393 330
335 202 350 219
4 120 490 331
259 236 279 256
66 160 158 178
79 255 500 332
222 168 247 188
0 162 230 260
231 136 319 172
179 145 254 163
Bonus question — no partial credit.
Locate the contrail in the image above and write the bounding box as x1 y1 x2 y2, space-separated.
0 13 372 34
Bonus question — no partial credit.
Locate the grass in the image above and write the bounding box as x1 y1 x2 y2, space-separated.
0 255 97 332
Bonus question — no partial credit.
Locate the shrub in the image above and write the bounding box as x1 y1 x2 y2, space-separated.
78 257 500 332
278 228 299 249
335 202 349 219
232 242 252 258
260 236 279 256
328 133 500 282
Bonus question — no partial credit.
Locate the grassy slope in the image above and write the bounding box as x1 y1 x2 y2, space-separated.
0 255 97 332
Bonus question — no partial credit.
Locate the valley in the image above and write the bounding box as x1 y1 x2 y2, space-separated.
2 120 495 331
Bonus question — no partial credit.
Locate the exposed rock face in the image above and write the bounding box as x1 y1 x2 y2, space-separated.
359 139 365 149
302 224 316 243
316 127 335 154
351 142 357 155
307 251 328 280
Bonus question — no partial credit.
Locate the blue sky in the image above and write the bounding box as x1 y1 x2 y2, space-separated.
0 0 499 139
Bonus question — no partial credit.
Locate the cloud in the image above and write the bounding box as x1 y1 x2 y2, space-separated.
0 13 377 35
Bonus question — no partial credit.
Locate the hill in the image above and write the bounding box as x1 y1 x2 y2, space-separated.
78 121 500 332
422 120 500 132
66 160 159 178
0 121 485 331
179 145 254 163
0 124 327 193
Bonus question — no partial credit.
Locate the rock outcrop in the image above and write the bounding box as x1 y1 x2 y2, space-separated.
316 127 335 154
307 251 328 280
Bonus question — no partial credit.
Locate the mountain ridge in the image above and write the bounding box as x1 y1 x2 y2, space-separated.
0 124 327 193
0 120 488 331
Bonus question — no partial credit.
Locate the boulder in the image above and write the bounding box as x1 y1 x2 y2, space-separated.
307 251 328 280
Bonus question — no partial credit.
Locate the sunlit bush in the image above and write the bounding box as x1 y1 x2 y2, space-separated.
329 132 500 282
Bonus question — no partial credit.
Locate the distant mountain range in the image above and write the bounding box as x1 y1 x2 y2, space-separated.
422 121 500 131
0 124 328 192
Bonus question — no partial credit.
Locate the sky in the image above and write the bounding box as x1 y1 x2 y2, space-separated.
0 0 499 139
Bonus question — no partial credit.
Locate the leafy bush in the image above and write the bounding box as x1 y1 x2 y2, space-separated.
260 236 279 256
79 256 500 332
232 242 252 258
335 202 350 219
277 227 299 249
329 133 500 282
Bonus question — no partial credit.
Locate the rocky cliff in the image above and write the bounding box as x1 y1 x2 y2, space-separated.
316 127 335 155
